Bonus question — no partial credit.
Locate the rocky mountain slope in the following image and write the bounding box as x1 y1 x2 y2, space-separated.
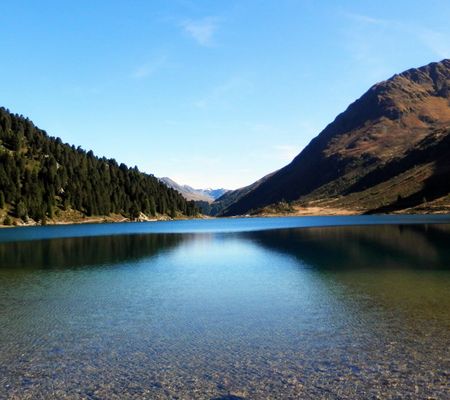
221 59 450 216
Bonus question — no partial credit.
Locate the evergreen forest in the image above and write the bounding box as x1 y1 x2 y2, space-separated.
0 107 198 224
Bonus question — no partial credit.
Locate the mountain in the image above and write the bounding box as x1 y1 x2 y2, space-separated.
211 171 276 215
222 59 450 216
206 188 230 201
0 107 198 225
160 177 229 203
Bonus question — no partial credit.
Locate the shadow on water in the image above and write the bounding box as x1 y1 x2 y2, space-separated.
0 233 189 270
243 223 450 270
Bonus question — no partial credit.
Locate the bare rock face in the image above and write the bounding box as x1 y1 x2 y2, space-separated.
222 59 450 216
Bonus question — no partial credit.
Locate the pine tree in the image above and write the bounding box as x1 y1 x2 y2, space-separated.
15 200 27 220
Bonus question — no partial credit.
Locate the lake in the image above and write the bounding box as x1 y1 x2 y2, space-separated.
0 216 449 399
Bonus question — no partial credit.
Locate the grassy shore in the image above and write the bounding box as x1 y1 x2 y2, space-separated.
0 208 211 228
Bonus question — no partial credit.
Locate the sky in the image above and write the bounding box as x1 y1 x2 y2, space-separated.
1 1 449 189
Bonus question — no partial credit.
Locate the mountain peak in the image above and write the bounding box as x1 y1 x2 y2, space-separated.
396 58 450 93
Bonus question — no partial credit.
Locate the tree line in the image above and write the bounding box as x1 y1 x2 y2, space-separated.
0 107 198 223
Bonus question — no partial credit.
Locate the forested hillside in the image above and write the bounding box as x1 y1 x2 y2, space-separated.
0 107 198 225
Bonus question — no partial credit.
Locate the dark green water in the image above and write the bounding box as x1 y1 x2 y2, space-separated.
0 217 449 399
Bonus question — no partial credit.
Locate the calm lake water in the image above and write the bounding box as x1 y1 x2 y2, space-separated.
0 216 449 399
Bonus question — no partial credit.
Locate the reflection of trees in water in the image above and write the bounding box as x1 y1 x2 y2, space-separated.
243 224 450 270
3 223 450 271
0 233 188 269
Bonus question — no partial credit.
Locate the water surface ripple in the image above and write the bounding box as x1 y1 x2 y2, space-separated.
0 217 449 399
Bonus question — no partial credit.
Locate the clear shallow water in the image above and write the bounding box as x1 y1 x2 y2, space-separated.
0 217 449 399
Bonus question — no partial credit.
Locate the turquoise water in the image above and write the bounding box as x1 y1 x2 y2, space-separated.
0 216 449 399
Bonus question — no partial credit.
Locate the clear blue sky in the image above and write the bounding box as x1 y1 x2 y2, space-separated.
1 1 449 189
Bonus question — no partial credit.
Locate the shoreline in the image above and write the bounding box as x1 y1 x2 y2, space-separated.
0 213 213 229
1 208 450 229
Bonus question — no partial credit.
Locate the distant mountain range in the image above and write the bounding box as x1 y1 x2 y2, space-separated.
159 177 229 203
217 59 450 216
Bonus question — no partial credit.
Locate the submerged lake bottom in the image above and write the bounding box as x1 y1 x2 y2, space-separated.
0 216 449 399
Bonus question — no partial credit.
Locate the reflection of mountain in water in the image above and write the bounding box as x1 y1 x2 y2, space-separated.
0 233 188 269
3 223 450 271
246 224 450 335
244 224 450 270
